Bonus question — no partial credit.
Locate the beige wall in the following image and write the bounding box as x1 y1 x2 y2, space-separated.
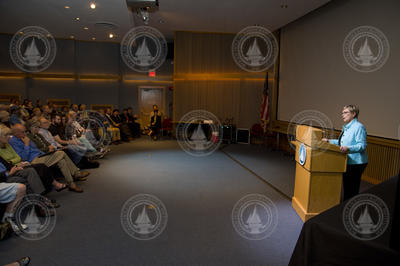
174 31 270 129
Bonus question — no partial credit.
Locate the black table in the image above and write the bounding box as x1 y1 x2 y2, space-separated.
289 174 400 266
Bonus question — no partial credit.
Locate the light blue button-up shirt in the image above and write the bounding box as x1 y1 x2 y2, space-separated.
329 118 368 165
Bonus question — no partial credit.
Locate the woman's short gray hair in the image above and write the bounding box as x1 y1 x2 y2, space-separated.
0 124 11 137
26 118 40 130
343 105 359 118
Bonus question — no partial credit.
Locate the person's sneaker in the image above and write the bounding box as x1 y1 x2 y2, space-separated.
6 218 28 232
17 256 31 266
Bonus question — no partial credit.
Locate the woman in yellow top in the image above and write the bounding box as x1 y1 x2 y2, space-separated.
0 125 66 193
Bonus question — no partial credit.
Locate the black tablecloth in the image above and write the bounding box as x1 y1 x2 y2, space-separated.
289 174 400 266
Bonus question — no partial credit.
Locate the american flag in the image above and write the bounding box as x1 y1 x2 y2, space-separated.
260 72 269 132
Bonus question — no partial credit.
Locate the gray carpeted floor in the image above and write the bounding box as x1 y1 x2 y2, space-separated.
1 139 370 266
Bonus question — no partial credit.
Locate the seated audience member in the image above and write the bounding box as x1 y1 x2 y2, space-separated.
25 119 53 153
70 104 79 113
111 109 131 141
79 104 87 111
31 107 42 120
38 117 86 165
9 106 22 126
64 112 95 151
61 106 69 114
64 112 104 163
0 160 46 199
0 124 66 194
0 182 26 230
9 99 19 109
121 109 138 139
9 106 29 126
36 99 42 109
9 124 87 193
41 105 51 120
61 114 67 126
23 100 33 116
47 102 54 113
0 111 11 127
149 105 162 140
127 107 141 138
104 108 121 144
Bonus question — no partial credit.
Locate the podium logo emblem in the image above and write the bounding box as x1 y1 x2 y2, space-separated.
232 26 278 72
343 194 389 241
9 26 57 73
287 110 334 157
343 26 390 73
299 143 306 166
232 194 278 240
120 26 168 72
176 110 222 157
121 194 168 240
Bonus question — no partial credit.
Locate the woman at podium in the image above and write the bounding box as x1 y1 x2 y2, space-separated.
322 105 368 201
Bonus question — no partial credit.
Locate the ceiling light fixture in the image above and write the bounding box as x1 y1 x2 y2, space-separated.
64 6 70 9
92 37 96 40
84 26 89 30
70 35 75 39
109 33 114 38
90 2 96 9
75 17 80 21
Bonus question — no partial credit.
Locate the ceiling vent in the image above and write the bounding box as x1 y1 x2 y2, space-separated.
126 0 159 12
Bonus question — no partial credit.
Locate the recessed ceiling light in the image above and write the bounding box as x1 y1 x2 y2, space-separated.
83 26 89 30
92 37 96 40
64 6 70 9
90 3 96 9
159 19 165 24
70 35 75 39
75 17 80 21
109 33 114 39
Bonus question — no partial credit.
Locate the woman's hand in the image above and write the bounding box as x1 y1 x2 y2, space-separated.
9 165 24 176
22 136 30 146
340 146 349 153
321 138 329 142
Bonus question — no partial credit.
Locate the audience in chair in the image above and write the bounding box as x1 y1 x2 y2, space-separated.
0 124 67 195
110 109 132 142
9 124 87 193
148 104 162 140
0 99 148 246
104 108 122 144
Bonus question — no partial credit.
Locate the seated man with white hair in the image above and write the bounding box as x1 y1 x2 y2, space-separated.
38 116 87 164
9 124 88 193
0 123 67 195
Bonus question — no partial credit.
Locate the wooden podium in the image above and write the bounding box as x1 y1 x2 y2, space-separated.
292 125 347 222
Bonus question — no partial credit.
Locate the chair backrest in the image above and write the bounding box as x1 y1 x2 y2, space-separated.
250 123 263 136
